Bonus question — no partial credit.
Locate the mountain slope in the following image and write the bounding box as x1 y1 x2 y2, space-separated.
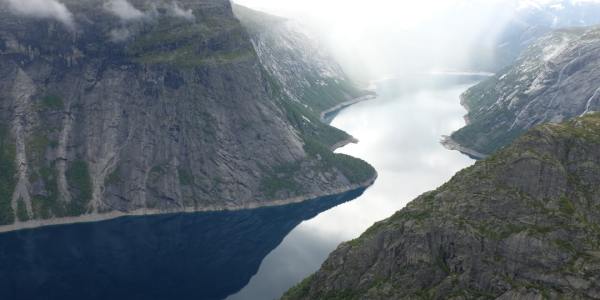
0 0 375 229
233 5 371 114
450 26 600 157
483 1 600 71
284 113 600 299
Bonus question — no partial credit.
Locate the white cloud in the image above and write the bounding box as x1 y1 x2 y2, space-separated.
104 0 144 21
169 2 194 20
2 0 75 29
518 0 600 9
109 27 132 42
104 1 194 22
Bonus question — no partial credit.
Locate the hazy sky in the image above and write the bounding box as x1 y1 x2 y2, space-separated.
233 0 521 79
235 0 466 30
233 0 600 80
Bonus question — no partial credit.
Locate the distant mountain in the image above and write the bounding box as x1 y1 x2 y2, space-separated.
284 112 600 300
0 0 375 230
449 26 600 156
233 5 370 114
471 1 600 71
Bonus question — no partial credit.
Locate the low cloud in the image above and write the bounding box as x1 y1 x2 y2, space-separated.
104 1 194 22
104 0 144 21
169 2 194 20
109 27 132 42
2 0 75 29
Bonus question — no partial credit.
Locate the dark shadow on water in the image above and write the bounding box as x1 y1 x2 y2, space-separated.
0 188 366 300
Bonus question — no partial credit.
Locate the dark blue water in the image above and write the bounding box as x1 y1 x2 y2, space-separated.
0 188 366 300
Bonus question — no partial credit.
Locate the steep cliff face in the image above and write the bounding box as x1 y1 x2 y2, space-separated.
450 27 600 157
233 5 369 115
0 0 375 227
284 113 600 300
233 4 373 151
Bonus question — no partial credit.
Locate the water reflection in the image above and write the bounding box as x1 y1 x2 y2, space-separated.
228 74 478 300
0 188 366 300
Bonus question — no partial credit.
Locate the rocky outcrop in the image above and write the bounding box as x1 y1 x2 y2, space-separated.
284 113 600 299
0 0 375 229
451 27 600 156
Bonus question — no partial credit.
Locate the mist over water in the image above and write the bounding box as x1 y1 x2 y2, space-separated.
227 74 480 300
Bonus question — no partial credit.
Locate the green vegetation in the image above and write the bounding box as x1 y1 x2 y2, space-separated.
282 275 316 300
283 274 365 300
16 198 29 222
0 126 16 225
150 164 167 175
299 76 365 113
178 168 194 186
559 196 576 215
261 66 351 148
303 138 376 184
283 89 351 148
435 255 451 274
259 58 376 189
451 106 524 156
27 133 54 162
40 95 64 110
127 17 254 67
134 47 255 67
105 168 122 186
65 160 93 216
32 160 93 219
554 239 578 254
546 113 600 143
260 162 301 198
31 166 59 220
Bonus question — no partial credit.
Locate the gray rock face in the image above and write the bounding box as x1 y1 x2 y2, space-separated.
451 27 600 156
233 4 374 150
284 113 600 300
233 4 368 114
0 0 375 226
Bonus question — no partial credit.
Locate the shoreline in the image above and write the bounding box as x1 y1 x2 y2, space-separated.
330 136 359 151
320 94 377 124
0 174 377 234
442 82 487 160
0 94 379 234
441 135 487 160
459 93 471 125
323 93 377 151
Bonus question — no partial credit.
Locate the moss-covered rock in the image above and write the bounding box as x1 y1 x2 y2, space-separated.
0 126 16 225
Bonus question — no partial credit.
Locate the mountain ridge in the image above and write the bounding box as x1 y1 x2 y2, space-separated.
450 26 600 156
0 0 376 231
